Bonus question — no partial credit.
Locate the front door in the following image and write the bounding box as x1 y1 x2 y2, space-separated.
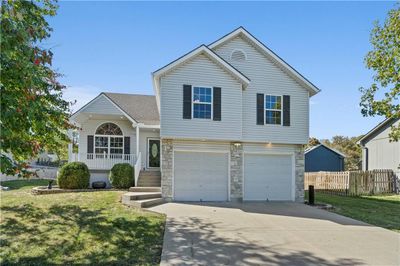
147 138 160 168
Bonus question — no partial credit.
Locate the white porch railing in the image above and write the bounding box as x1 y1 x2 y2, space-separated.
134 152 142 186
77 153 136 170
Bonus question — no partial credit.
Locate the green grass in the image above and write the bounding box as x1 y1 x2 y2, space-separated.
0 179 166 265
307 192 400 232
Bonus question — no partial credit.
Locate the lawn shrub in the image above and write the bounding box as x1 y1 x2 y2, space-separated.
109 163 134 188
57 162 90 189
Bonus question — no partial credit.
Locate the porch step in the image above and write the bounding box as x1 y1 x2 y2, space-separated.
139 171 161 177
137 181 161 187
123 198 164 208
122 192 161 201
137 170 161 187
122 190 163 208
129 187 161 192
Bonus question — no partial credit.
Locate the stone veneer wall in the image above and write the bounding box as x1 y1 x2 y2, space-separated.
161 139 173 201
295 145 305 202
230 143 243 202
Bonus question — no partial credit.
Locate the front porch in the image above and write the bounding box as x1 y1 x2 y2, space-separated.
69 113 160 187
70 153 137 170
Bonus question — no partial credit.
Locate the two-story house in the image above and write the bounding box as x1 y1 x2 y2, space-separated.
69 27 320 202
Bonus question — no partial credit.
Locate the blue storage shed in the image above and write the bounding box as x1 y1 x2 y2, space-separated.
305 144 346 172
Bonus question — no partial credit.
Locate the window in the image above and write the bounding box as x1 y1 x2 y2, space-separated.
94 123 124 157
95 123 123 135
265 95 282 125
193 86 212 119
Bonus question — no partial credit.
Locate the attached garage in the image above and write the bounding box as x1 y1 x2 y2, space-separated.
244 153 294 201
174 151 229 201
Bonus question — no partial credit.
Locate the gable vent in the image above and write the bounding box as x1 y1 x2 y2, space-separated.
230 49 247 62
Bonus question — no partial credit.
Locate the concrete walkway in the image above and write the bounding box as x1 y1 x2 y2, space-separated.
150 202 400 266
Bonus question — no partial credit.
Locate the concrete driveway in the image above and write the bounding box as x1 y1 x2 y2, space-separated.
149 202 399 266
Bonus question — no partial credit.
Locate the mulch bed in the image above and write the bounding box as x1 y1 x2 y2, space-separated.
31 186 126 195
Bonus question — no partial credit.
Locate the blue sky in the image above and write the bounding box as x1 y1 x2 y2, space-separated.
47 1 396 139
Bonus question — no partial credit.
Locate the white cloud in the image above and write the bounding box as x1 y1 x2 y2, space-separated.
63 85 101 113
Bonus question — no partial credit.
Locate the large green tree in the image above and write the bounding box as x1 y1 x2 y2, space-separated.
1 0 72 177
359 6 400 141
306 137 321 149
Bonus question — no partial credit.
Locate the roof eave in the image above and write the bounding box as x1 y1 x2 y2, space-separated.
208 27 321 97
70 93 138 125
152 45 250 93
358 117 399 145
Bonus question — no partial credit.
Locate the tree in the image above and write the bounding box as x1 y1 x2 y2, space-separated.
1 0 73 177
359 6 400 141
323 136 363 171
306 137 320 149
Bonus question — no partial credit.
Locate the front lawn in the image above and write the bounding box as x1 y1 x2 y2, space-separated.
0 179 166 265
307 192 400 232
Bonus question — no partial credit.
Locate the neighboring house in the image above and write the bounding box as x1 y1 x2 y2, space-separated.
69 27 320 202
36 151 58 163
358 118 400 176
305 144 345 172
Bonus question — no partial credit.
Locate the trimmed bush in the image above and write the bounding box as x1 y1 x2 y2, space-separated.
57 162 90 189
109 163 134 189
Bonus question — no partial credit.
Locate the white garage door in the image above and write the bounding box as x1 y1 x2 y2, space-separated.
244 154 293 201
174 151 229 201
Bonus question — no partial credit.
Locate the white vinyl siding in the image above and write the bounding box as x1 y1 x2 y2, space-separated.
81 94 123 116
213 36 310 144
160 54 243 141
363 120 400 172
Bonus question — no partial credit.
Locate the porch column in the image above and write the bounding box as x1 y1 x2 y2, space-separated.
67 129 73 162
136 124 140 160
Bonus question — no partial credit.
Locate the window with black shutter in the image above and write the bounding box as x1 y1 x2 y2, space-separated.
213 87 221 121
283 95 290 126
256 93 264 125
183 85 192 119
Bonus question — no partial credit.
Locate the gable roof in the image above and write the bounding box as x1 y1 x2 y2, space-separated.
305 144 346 158
358 117 400 145
209 27 321 96
71 93 159 125
152 45 251 111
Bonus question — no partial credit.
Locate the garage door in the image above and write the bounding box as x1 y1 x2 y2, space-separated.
244 154 293 201
174 151 229 201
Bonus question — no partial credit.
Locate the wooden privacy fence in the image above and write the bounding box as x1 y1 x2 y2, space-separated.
304 170 397 196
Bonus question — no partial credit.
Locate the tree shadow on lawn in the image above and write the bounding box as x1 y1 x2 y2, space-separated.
1 203 164 265
163 216 365 266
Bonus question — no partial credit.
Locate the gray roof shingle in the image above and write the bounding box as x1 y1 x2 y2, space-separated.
103 92 159 125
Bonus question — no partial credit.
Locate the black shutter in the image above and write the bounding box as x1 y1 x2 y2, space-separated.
183 84 192 119
213 87 221 121
87 135 94 154
256 93 264 125
283 95 290 126
124 137 130 154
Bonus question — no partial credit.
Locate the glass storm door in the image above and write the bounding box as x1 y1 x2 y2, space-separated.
148 139 160 168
